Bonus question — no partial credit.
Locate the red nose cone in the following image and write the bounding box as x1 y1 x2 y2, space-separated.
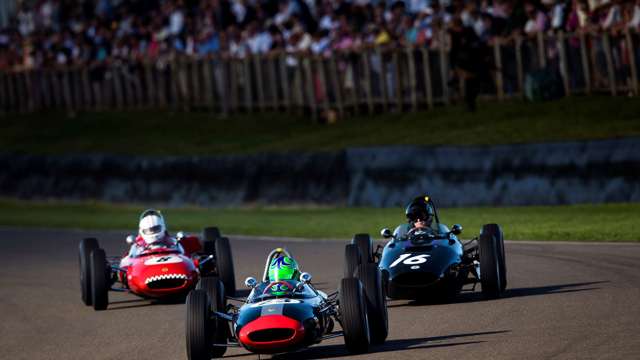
127 254 198 297
239 315 306 351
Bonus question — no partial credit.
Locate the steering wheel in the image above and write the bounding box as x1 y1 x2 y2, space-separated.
407 227 436 241
262 281 293 295
407 227 430 236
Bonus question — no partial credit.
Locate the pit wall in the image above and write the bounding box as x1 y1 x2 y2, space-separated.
1 138 638 207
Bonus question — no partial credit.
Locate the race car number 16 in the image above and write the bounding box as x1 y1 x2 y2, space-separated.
389 253 431 268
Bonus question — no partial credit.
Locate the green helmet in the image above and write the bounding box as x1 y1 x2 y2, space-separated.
268 256 300 282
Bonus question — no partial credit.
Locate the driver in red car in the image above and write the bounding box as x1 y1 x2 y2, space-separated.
127 209 182 257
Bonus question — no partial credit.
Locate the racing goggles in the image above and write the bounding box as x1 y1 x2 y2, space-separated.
407 212 432 222
142 225 163 235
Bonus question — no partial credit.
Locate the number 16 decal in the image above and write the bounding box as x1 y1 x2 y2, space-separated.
389 253 431 268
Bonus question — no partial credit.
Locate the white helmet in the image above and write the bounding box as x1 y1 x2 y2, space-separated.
138 209 166 245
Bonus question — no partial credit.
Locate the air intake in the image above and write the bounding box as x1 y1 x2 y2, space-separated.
147 278 187 289
248 328 295 342
393 272 438 287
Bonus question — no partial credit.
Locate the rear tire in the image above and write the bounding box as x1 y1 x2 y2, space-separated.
90 248 109 311
356 263 388 344
479 224 504 299
344 244 361 278
214 237 236 296
79 237 99 306
340 278 370 353
353 234 373 263
492 225 508 291
186 290 212 360
203 227 221 255
196 277 228 358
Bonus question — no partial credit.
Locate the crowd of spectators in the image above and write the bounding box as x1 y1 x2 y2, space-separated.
0 0 639 71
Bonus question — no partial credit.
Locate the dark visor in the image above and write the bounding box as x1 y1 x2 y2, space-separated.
142 225 163 235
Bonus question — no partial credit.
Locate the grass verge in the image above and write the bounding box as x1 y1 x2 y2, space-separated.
0 199 638 242
1 96 640 156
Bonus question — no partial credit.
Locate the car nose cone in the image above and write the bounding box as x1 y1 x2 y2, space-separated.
238 315 306 353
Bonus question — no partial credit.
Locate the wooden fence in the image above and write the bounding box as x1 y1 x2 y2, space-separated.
1 30 638 119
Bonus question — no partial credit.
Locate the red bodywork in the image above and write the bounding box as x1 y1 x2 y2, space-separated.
118 235 203 298
238 315 306 353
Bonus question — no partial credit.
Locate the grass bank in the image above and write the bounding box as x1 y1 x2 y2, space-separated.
1 96 640 156
0 199 637 242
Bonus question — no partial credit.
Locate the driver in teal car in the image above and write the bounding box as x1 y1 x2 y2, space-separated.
405 195 437 234
266 255 301 296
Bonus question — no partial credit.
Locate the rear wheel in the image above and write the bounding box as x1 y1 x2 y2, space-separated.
356 263 388 344
79 237 99 306
353 234 373 263
344 244 361 278
479 224 504 299
90 248 109 311
340 278 370 353
196 277 228 358
186 290 213 360
214 237 236 296
492 225 508 291
203 227 221 255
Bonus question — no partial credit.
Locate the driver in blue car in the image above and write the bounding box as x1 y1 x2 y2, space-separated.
264 255 301 296
405 196 437 235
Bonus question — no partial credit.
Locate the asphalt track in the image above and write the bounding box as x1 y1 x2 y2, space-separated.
2 228 640 360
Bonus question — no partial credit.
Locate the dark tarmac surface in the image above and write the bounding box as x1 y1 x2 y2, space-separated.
2 228 640 360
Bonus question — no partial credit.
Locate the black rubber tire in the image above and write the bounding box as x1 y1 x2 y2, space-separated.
79 237 99 306
479 224 504 299
356 263 388 344
492 225 508 291
344 244 361 278
90 248 109 311
195 277 228 358
340 277 370 353
186 290 212 360
214 237 236 296
353 234 373 263
203 227 221 255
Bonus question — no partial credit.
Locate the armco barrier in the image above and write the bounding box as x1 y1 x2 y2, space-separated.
1 138 639 207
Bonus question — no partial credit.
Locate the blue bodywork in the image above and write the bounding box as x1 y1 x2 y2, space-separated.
379 223 468 300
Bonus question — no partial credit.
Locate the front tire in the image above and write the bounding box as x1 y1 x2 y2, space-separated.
90 248 109 311
79 237 99 306
479 224 504 299
186 290 212 360
196 277 228 358
356 263 388 344
340 278 370 353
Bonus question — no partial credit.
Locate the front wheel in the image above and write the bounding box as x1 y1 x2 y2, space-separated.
90 248 109 311
340 278 370 354
479 224 504 299
196 277 228 358
186 289 213 360
356 263 388 344
79 237 99 306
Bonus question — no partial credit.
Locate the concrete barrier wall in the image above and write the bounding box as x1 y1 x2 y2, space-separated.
1 138 639 207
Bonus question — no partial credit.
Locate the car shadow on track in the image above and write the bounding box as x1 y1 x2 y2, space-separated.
272 330 509 360
388 281 608 307
105 296 186 311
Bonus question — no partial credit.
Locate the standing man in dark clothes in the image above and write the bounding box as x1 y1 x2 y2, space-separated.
449 18 492 112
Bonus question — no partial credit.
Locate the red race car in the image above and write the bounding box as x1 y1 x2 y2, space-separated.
78 226 236 311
